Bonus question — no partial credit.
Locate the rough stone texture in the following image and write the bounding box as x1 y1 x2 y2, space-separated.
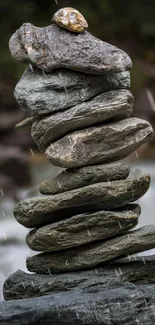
14 174 150 228
52 7 88 33
9 23 132 73
4 255 155 300
15 116 38 131
39 162 130 194
46 117 153 168
27 225 155 273
26 204 140 252
14 67 130 115
2 281 155 324
32 89 133 151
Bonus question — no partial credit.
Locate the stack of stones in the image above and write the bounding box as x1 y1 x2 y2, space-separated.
4 8 155 301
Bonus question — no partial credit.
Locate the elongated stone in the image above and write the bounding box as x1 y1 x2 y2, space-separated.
9 23 132 73
46 118 153 168
15 116 38 131
27 225 155 272
32 89 133 150
26 204 140 252
39 162 130 194
14 68 130 115
4 255 155 300
14 174 150 228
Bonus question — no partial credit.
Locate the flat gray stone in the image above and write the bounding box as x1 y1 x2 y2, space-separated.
14 174 150 228
31 89 133 150
14 67 130 115
2 281 155 324
27 225 155 272
26 204 140 252
39 162 130 195
46 117 153 168
4 255 155 300
9 23 132 73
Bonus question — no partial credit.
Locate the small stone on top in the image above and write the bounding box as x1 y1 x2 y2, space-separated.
52 7 88 33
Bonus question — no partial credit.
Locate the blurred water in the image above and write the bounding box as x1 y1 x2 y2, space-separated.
0 161 154 300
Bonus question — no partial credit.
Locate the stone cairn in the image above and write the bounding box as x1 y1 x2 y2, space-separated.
2 7 155 324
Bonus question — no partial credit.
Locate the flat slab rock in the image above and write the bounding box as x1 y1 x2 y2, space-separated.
9 23 132 74
4 255 155 300
2 281 155 325
31 89 133 150
14 67 130 115
46 117 153 168
27 225 155 273
40 162 130 194
14 174 150 228
26 204 140 252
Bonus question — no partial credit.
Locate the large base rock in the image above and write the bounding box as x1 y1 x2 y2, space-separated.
14 175 150 228
27 225 155 273
4 255 155 300
1 281 155 324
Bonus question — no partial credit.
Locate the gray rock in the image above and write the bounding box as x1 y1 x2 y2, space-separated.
14 67 131 115
26 204 140 252
4 255 155 300
2 281 155 324
14 174 150 228
40 162 130 195
27 225 155 272
31 89 133 150
9 23 132 73
46 117 153 168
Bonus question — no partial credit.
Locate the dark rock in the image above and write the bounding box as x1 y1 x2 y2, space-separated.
14 174 150 228
9 23 132 73
4 255 155 300
46 117 153 168
32 89 133 151
27 225 155 272
26 204 140 252
14 67 130 115
39 162 130 194
0 145 31 187
2 281 155 324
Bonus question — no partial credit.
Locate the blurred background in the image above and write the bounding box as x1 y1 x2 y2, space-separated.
0 0 155 299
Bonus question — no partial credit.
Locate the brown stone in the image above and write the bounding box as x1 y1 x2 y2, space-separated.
52 7 88 33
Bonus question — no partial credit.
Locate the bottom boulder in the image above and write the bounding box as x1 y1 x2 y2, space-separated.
1 280 155 324
3 255 155 300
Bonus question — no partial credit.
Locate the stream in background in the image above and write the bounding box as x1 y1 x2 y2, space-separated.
0 161 154 300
